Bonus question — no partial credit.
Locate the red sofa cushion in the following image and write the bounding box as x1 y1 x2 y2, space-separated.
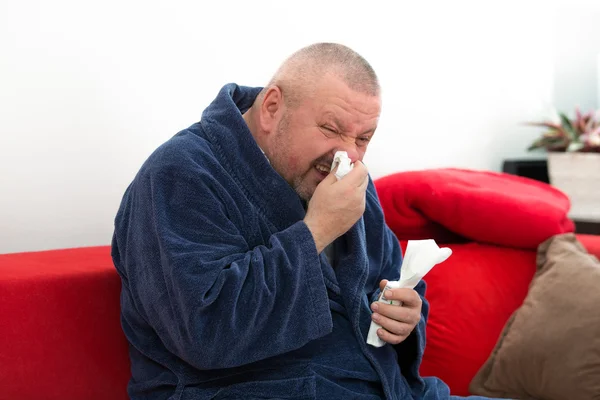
376 168 575 249
0 246 130 400
399 241 536 396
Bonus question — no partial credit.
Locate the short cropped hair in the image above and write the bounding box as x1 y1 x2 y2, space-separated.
264 43 380 108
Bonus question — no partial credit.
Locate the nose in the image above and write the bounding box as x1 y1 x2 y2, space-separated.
334 142 360 164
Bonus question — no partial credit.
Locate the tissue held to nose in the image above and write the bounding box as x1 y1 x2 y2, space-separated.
330 151 354 180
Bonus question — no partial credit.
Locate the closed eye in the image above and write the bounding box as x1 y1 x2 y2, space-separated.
320 125 339 138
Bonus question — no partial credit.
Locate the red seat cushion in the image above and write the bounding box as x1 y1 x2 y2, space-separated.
399 240 537 396
405 234 600 396
0 246 130 400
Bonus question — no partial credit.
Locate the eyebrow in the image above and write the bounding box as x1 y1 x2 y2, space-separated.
324 117 347 132
324 117 375 136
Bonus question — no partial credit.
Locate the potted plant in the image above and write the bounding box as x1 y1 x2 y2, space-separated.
527 107 600 221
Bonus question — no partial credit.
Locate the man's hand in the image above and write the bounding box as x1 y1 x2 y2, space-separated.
304 161 369 253
370 279 422 345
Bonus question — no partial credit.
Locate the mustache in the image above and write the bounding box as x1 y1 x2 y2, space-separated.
315 155 334 167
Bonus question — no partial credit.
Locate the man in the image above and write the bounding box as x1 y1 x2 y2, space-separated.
111 43 497 399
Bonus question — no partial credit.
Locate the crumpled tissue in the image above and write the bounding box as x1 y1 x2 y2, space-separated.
330 151 353 180
366 239 452 347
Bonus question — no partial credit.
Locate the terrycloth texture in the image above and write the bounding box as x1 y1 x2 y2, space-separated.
469 233 600 400
375 169 575 250
0 247 130 400
112 83 479 399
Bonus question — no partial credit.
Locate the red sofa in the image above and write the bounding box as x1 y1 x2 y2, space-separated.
2 170 599 399
0 246 130 400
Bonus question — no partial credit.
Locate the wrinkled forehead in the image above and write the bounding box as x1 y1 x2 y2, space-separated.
312 76 380 123
317 94 381 132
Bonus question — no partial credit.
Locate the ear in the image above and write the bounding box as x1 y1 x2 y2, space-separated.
258 86 284 134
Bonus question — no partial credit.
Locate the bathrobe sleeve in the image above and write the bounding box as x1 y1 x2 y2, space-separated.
114 159 333 371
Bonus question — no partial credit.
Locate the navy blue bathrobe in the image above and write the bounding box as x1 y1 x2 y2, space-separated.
111 84 482 400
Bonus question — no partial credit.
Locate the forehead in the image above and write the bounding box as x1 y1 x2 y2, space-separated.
307 76 381 129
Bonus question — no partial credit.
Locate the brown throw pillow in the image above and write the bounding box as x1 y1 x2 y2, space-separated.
469 233 600 400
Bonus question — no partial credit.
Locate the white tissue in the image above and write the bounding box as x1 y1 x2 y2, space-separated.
366 239 452 347
330 151 353 180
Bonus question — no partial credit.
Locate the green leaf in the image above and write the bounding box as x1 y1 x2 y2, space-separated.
542 130 562 137
567 142 585 152
560 113 577 139
524 121 562 130
527 143 543 151
559 112 572 128
528 135 570 151
527 137 546 150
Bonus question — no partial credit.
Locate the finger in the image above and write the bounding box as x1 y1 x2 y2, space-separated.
358 173 369 191
381 288 422 308
342 160 369 186
320 165 340 186
372 302 421 326
354 160 369 182
372 312 415 337
374 326 411 345
379 279 389 292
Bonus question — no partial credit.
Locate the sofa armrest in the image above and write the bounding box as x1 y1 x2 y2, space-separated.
0 246 130 400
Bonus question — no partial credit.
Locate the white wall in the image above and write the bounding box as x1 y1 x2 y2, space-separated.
1 0 597 253
553 1 600 114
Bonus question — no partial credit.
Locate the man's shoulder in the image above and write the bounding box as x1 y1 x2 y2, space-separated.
142 125 222 178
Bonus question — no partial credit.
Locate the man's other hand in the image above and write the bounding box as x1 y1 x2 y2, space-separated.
370 279 422 345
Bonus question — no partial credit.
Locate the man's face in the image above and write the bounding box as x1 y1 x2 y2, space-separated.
267 76 381 200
